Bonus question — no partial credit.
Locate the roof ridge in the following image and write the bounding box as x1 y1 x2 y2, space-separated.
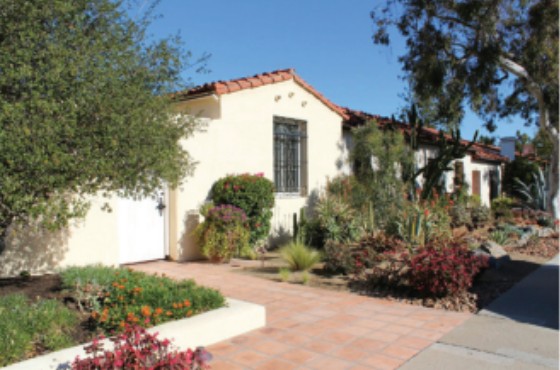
177 68 349 119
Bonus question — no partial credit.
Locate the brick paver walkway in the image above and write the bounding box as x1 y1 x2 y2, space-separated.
131 261 471 370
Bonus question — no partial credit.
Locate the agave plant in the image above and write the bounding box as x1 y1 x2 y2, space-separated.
514 167 547 211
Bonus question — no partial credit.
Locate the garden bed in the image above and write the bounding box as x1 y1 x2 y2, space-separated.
233 232 558 313
0 266 226 367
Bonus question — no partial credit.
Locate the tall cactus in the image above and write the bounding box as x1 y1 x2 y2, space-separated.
411 120 478 199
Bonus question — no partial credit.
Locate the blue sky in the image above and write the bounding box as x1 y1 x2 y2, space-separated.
145 0 534 141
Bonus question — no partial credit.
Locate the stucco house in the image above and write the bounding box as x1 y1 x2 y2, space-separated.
342 108 507 205
0 68 507 275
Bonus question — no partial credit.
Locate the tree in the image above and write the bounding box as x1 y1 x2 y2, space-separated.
478 135 496 146
372 0 559 217
0 0 200 246
350 120 414 226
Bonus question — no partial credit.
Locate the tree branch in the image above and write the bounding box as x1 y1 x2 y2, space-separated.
498 55 556 136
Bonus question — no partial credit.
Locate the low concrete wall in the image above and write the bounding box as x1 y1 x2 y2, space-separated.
3 298 265 370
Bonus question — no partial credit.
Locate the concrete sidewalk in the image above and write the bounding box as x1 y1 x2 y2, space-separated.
400 255 559 370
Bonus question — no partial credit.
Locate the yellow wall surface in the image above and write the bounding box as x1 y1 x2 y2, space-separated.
173 79 346 260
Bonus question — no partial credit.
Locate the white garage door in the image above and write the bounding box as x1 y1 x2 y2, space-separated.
118 194 166 264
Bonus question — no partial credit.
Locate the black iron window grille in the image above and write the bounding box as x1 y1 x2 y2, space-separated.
273 117 307 194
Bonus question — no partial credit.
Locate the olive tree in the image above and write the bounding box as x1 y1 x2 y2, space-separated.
0 0 200 245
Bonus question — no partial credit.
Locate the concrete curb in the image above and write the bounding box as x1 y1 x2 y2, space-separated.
2 298 265 370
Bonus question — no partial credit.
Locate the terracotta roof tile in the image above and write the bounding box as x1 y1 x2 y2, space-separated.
175 68 349 119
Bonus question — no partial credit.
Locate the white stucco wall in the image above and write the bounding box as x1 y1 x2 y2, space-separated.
173 79 345 260
0 194 120 276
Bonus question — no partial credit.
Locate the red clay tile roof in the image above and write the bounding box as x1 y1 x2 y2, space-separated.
342 108 508 164
175 69 349 120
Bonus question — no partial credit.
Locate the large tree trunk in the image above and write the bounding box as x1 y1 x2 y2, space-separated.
499 56 558 218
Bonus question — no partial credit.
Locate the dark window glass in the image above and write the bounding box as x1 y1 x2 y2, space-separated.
273 118 307 194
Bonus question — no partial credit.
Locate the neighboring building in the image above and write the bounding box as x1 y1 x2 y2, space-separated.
0 69 508 275
343 108 507 206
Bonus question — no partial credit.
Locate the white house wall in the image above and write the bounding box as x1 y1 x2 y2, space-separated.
0 194 120 276
173 79 345 260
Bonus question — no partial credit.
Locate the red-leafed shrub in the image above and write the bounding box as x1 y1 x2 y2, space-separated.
407 244 488 297
72 324 211 369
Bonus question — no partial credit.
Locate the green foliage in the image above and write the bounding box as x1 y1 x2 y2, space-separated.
279 242 321 272
491 196 516 220
489 230 511 246
349 121 413 228
449 204 472 227
416 129 478 200
315 195 362 244
0 0 201 239
470 205 492 227
61 266 225 333
278 268 291 282
372 0 559 215
514 167 548 211
503 157 540 196
396 205 433 249
322 240 354 274
0 294 77 366
211 173 274 244
194 205 251 261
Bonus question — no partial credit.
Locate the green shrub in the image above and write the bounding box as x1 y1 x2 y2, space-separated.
537 214 555 228
194 204 251 261
396 204 433 249
279 242 321 272
61 266 225 333
0 294 77 367
211 173 274 244
278 268 291 282
322 240 355 274
315 195 362 243
471 205 492 227
489 230 511 245
449 204 472 227
491 196 515 220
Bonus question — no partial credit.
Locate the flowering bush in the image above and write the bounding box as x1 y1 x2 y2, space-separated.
194 204 251 261
61 266 225 334
211 173 274 244
72 324 211 369
407 243 489 297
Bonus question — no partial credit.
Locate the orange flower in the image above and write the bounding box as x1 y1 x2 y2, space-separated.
183 300 191 307
172 303 178 309
186 310 193 317
166 311 172 316
155 307 163 316
91 311 99 320
119 321 125 328
141 306 152 317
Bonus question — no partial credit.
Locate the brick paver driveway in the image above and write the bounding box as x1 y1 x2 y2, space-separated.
131 261 471 370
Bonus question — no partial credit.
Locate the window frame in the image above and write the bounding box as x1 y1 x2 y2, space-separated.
273 116 308 196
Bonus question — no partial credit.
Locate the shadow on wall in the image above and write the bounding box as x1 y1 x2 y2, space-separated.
0 222 70 277
177 210 205 261
268 190 321 249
